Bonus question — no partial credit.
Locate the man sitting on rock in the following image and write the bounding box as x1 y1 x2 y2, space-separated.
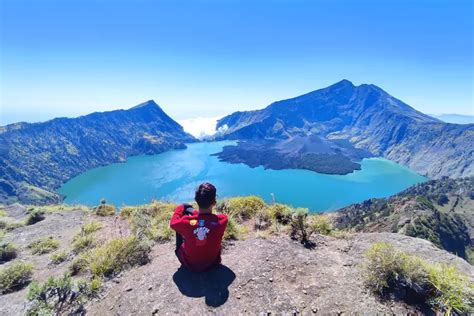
170 182 228 272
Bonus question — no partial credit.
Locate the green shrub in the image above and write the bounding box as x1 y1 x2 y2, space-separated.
0 220 5 230
129 207 155 240
25 210 45 225
49 251 68 265
425 264 474 313
267 203 293 224
0 262 34 294
69 254 89 276
95 204 116 216
27 274 101 315
119 206 136 219
72 235 95 253
128 202 176 241
0 242 18 263
0 209 6 217
74 236 150 278
254 207 273 230
309 214 333 236
224 216 242 240
365 242 428 294
71 221 102 253
28 237 59 255
364 242 474 314
89 236 150 277
289 208 313 246
416 195 435 210
152 221 174 241
219 196 266 221
81 221 103 235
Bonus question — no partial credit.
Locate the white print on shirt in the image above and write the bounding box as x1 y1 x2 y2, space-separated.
194 226 210 241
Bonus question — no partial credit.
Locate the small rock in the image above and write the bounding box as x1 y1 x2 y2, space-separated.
303 290 307 295
148 286 153 291
312 307 318 313
108 306 114 311
269 277 273 282
152 307 159 315
266 257 269 261
236 295 241 299
126 287 133 292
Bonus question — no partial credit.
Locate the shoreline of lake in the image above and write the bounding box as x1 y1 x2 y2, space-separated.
59 141 427 212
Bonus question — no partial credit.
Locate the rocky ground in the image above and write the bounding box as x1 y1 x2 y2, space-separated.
0 205 87 315
1 205 473 315
87 233 473 315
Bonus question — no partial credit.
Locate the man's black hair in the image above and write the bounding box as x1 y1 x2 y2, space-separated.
195 182 217 209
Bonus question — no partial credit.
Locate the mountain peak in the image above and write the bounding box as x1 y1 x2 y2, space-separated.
130 100 160 110
330 79 355 89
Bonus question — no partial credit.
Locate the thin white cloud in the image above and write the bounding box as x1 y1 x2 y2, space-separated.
178 116 222 139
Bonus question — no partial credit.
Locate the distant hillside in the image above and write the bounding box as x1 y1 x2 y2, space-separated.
334 177 474 263
430 113 474 124
216 80 474 179
0 101 196 204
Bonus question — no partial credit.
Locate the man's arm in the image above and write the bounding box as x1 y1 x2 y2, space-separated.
170 205 192 236
217 214 229 238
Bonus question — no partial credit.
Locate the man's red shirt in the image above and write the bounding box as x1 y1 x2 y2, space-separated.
170 204 228 272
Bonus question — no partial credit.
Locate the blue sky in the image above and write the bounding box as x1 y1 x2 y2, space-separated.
1 0 472 125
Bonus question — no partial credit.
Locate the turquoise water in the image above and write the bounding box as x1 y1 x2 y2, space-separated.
59 141 427 212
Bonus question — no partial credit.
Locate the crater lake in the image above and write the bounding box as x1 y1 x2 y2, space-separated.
59 141 427 212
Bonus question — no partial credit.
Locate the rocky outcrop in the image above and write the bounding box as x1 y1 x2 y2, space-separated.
0 101 196 204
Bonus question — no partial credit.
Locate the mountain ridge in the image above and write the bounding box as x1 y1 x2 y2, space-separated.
215 80 473 179
0 101 196 204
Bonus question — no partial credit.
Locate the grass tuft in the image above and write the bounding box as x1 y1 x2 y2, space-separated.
28 237 59 255
25 210 45 225
49 251 68 265
88 236 150 277
365 242 474 314
72 235 95 253
69 236 151 278
27 274 101 315
309 214 333 236
128 202 176 241
0 262 34 294
95 204 116 216
0 242 18 263
218 196 266 221
254 207 273 230
267 203 293 224
81 221 103 235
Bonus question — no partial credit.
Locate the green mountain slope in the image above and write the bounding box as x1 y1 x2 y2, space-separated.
0 101 196 204
333 177 474 262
